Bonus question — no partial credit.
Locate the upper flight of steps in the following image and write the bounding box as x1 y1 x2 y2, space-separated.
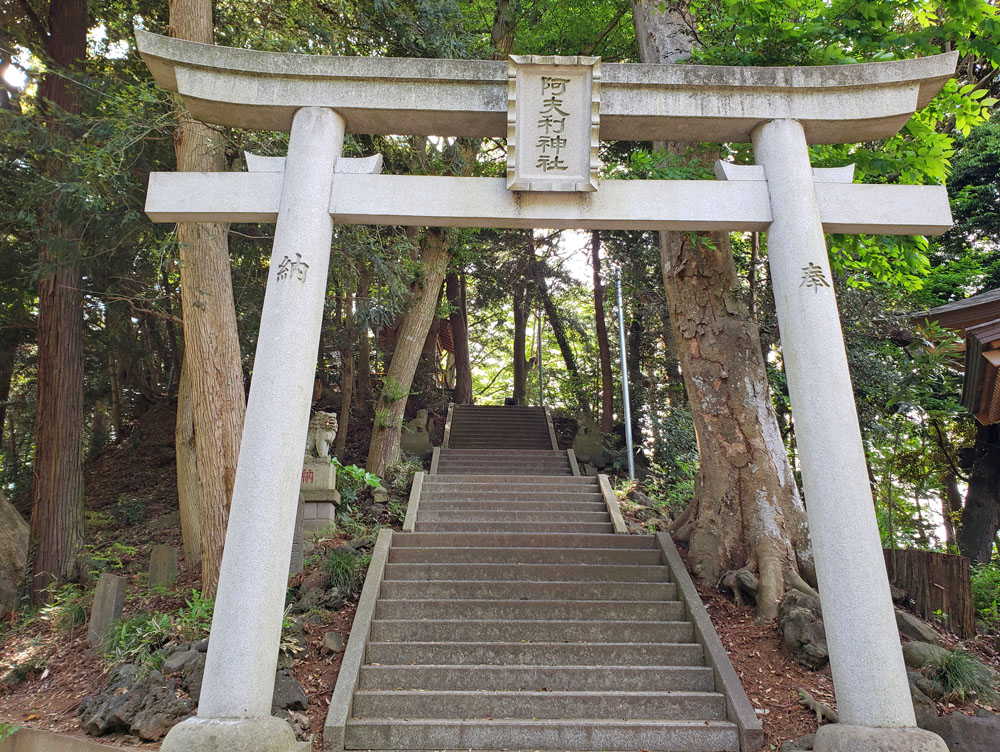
327 404 763 752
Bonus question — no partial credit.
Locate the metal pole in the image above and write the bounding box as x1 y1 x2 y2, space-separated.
615 269 635 480
537 308 544 406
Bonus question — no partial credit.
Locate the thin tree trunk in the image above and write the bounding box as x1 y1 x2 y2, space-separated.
170 0 247 598
512 281 529 405
367 231 450 476
28 0 88 604
940 472 963 547
0 344 14 450
0 488 28 614
957 423 1000 563
447 272 473 404
335 289 354 460
631 0 814 621
533 263 593 419
175 358 201 570
355 268 372 413
592 232 614 433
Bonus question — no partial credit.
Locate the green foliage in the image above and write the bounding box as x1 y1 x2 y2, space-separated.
380 376 411 402
322 548 370 595
2 659 46 686
38 583 90 633
0 722 18 741
112 494 146 527
103 613 173 670
174 590 215 642
84 542 137 575
971 563 1000 627
926 649 1000 704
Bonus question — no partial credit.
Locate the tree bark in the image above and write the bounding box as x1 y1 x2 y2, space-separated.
367 231 449 476
592 232 615 433
0 343 15 450
175 357 201 570
0 488 28 615
335 288 355 461
957 423 1000 563
631 0 814 620
170 0 247 598
447 272 473 404
28 0 88 605
355 267 372 412
512 280 529 405
940 472 963 548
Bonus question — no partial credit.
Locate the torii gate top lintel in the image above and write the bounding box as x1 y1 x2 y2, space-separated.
136 30 956 144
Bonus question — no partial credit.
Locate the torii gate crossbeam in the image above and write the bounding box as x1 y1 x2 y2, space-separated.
137 30 956 752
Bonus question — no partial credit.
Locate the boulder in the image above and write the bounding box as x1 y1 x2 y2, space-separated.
271 668 309 715
180 651 207 702
324 631 345 653
908 668 946 701
79 665 195 741
896 608 943 645
779 734 815 751
909 680 939 727
922 711 1000 752
161 649 200 675
779 589 829 670
902 641 951 670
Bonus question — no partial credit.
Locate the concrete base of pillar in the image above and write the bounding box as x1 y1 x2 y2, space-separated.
161 716 298 752
815 723 948 752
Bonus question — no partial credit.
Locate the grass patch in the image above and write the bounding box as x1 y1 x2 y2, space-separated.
926 649 1000 704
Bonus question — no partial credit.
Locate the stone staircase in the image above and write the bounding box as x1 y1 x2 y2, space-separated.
326 404 763 751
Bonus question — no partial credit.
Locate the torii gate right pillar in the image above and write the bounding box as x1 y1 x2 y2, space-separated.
753 118 946 752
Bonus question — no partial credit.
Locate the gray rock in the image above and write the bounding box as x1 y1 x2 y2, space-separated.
180 651 207 702
79 663 194 741
909 681 939 727
148 545 178 589
324 631 344 652
890 585 906 603
903 641 951 669
779 588 829 669
629 490 655 508
896 608 943 645
161 649 199 675
923 711 1000 752
271 668 308 715
779 734 815 751
192 638 209 652
148 511 180 530
909 669 947 701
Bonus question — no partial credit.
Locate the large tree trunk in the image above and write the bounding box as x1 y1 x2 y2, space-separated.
957 423 1000 563
367 231 449 476
631 0 814 620
175 358 201 570
28 0 88 605
170 0 247 598
592 232 615 433
447 272 473 404
0 489 28 615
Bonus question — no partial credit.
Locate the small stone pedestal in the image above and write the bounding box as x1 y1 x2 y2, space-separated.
300 459 340 534
815 724 948 752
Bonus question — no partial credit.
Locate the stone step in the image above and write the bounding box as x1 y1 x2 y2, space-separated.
383 562 668 582
421 474 595 486
389 546 663 565
378 579 676 600
351 689 726 721
416 510 610 523
392 532 655 549
435 466 571 477
437 449 565 457
374 598 686 621
370 618 693 643
449 429 550 438
415 521 615 533
357 664 716 692
344 718 738 751
421 490 602 502
364 641 705 666
418 500 607 512
447 442 553 450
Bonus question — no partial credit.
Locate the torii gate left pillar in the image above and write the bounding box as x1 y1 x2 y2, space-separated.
162 106 343 752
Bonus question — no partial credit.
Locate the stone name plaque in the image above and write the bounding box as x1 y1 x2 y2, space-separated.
507 55 600 192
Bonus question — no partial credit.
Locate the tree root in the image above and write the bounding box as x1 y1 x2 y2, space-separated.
719 566 758 607
797 687 838 725
785 566 820 599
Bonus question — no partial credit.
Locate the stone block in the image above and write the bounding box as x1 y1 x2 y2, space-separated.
289 494 304 576
87 573 126 648
300 459 340 502
148 545 178 589
304 500 338 535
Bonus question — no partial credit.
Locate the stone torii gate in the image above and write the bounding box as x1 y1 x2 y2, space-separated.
137 30 956 752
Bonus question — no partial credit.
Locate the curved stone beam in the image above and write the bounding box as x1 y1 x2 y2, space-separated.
136 30 956 144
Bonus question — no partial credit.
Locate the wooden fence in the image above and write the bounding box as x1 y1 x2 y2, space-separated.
883 548 976 639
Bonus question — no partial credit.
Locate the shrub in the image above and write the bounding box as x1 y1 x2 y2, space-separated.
112 494 146 526
322 548 370 596
38 583 90 632
103 612 172 669
926 649 1000 704
971 562 1000 627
